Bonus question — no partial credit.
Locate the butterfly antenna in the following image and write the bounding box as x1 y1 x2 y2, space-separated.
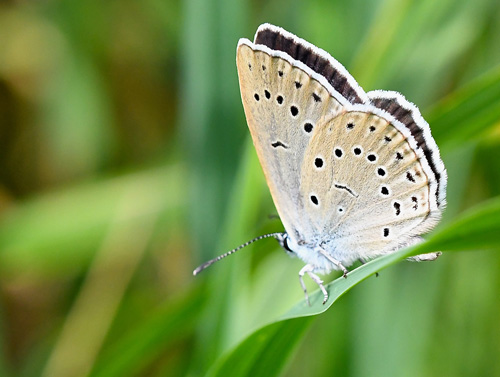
193 232 285 276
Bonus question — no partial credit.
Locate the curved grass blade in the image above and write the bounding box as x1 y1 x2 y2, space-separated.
206 317 311 377
209 195 500 377
286 195 500 317
88 287 204 377
0 167 183 278
427 65 500 150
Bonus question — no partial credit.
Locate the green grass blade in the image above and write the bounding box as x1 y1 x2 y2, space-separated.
207 317 311 377
0 166 183 278
88 287 204 377
209 195 500 376
427 65 500 151
189 139 270 373
0 303 12 377
287 195 500 316
350 0 413 88
424 196 500 252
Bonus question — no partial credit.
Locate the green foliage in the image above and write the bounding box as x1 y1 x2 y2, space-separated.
209 196 500 376
0 0 500 376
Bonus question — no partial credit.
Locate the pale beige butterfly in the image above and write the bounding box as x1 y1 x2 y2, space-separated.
194 23 447 305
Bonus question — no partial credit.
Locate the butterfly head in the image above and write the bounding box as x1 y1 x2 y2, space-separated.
274 232 296 256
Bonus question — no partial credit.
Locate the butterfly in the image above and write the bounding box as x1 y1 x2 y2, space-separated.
194 23 447 305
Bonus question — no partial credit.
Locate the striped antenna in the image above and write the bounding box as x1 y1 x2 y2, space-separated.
193 232 285 276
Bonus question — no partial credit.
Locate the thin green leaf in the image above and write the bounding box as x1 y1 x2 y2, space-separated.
209 195 500 376
207 317 311 377
88 287 204 377
0 166 183 278
0 304 12 377
427 65 500 150
350 0 413 88
424 196 500 252
287 195 500 317
189 140 270 373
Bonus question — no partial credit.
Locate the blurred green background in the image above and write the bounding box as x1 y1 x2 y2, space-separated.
1 0 500 376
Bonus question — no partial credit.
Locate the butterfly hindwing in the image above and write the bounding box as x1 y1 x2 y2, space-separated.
299 106 443 264
368 90 447 207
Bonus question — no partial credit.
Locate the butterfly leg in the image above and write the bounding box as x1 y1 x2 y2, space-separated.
299 264 329 305
317 249 348 278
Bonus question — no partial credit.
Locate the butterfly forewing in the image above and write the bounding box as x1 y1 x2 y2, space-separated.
236 41 344 239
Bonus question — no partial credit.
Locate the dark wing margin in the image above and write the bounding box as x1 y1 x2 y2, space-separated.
249 23 446 208
254 24 365 105
368 91 447 207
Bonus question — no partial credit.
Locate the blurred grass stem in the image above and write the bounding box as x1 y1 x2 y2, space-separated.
42 184 158 377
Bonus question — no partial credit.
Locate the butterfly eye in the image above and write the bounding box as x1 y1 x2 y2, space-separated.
283 236 294 253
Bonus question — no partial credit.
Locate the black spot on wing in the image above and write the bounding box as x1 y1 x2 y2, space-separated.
411 196 418 210
406 171 416 183
334 184 358 198
370 96 442 205
304 123 313 133
271 141 288 149
393 202 401 216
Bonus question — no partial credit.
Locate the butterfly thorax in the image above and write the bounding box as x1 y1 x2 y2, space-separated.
282 233 356 274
